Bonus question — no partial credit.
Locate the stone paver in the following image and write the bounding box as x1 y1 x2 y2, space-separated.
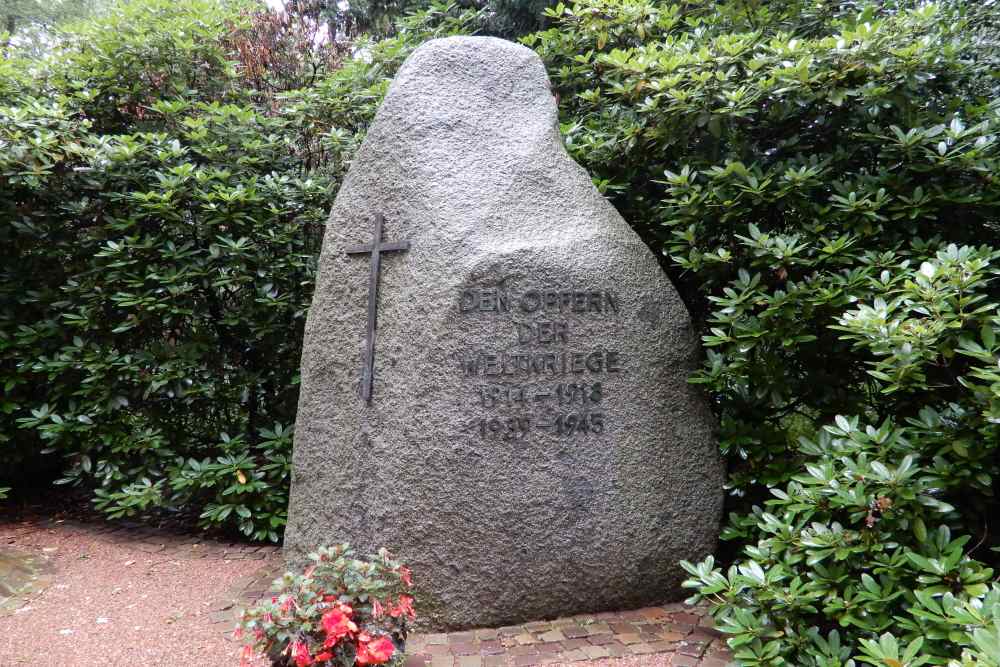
403 604 734 667
0 548 52 614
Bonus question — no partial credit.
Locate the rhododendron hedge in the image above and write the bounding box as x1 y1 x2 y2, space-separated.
526 0 1000 662
0 0 477 539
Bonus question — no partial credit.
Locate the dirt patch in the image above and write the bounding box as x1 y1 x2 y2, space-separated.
0 516 277 666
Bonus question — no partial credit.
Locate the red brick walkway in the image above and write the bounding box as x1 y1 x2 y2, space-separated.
405 604 732 667
0 512 734 666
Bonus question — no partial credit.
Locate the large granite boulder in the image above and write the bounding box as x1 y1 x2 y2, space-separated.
284 36 724 630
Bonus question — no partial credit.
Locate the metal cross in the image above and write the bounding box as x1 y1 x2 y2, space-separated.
346 212 411 403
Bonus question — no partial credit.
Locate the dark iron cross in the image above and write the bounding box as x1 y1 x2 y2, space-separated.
346 213 411 403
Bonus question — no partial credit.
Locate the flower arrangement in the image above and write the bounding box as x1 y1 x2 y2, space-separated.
236 544 415 667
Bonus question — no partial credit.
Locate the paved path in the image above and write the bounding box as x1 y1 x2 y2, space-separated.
0 513 733 666
404 606 732 667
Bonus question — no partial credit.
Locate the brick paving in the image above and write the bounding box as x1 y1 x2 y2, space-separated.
1 511 735 666
402 604 733 667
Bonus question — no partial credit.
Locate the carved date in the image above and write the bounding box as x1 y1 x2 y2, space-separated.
476 411 605 439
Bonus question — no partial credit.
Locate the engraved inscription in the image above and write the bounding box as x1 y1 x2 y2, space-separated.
459 286 622 439
514 321 569 344
461 350 622 377
475 382 603 408
461 288 618 314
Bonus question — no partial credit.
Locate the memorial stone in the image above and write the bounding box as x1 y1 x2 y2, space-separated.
284 35 725 630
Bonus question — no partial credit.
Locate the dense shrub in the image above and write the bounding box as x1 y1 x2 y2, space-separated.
681 414 1000 665
528 0 1000 662
1 13 327 541
2 0 343 538
0 0 482 537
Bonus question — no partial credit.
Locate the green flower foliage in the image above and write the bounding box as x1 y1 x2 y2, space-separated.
529 0 1000 662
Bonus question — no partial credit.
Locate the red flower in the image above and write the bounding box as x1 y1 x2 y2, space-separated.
398 566 413 587
291 640 313 667
389 594 415 620
321 606 358 647
371 599 384 619
356 634 395 666
314 651 333 662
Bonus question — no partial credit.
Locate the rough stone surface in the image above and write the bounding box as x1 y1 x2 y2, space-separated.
284 36 724 630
